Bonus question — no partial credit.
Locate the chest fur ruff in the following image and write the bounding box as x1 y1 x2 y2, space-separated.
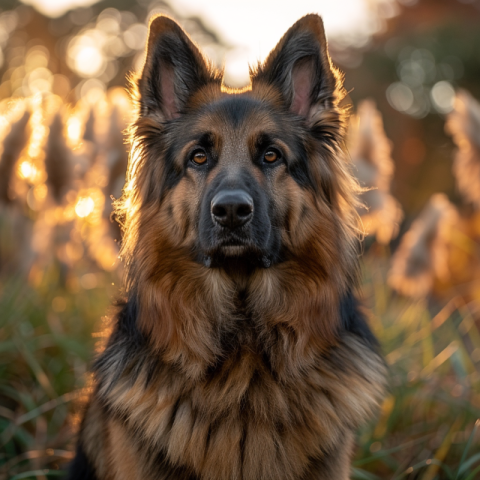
85 335 386 480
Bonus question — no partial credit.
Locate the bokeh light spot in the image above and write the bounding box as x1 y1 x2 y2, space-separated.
386 82 414 112
79 78 106 104
67 31 106 78
75 196 95 217
19 161 39 182
431 81 455 114
123 23 147 50
80 273 98 289
52 296 67 312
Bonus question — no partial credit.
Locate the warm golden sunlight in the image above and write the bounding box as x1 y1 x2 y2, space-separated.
1 1 480 479
22 0 395 85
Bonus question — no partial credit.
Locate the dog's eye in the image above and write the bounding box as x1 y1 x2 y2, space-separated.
263 150 280 163
191 150 207 165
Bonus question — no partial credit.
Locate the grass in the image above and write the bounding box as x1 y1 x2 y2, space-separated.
0 251 479 479
0 261 114 480
352 251 480 479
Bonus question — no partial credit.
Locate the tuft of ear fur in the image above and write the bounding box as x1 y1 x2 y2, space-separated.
138 15 220 119
251 14 344 120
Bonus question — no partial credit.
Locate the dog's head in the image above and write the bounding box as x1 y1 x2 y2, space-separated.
115 14 364 360
120 14 359 277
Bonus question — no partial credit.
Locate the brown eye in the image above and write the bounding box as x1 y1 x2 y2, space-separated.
192 150 207 165
264 150 279 163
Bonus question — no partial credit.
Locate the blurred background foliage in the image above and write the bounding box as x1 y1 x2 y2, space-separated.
0 0 479 479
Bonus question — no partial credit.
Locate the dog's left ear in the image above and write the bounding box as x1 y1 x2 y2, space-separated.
252 14 342 120
137 15 215 119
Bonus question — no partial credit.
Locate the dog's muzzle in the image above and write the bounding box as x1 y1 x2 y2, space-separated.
211 190 254 229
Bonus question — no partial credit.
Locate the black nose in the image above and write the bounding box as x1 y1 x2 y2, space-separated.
211 190 254 229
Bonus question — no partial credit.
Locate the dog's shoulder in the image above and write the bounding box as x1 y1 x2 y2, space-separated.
340 290 379 350
66 443 98 480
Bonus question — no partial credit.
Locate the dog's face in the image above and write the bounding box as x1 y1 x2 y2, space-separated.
123 14 356 274
151 93 317 269
178 96 291 267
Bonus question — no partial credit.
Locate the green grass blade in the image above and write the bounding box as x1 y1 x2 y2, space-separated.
464 465 480 480
10 470 65 480
351 467 381 480
455 420 480 479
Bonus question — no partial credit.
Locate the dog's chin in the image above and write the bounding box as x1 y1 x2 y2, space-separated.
219 244 249 257
201 243 272 269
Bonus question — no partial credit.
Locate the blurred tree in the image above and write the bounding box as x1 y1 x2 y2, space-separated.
0 1 231 103
331 0 480 217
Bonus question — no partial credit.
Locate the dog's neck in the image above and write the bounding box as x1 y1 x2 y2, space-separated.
123 248 351 382
215 258 262 289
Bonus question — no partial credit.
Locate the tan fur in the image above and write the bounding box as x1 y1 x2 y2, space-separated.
74 14 386 480
81 397 109 478
93 336 385 480
122 91 358 359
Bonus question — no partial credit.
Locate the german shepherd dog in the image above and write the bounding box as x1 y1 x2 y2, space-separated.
68 14 386 480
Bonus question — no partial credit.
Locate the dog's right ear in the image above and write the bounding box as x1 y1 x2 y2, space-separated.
137 15 213 120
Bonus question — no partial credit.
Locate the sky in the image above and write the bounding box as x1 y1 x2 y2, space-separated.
20 0 391 84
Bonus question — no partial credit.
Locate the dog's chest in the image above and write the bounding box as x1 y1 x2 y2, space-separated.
99 335 385 480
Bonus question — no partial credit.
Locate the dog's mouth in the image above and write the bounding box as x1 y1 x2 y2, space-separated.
206 227 257 253
201 251 273 269
207 238 258 261
200 233 272 269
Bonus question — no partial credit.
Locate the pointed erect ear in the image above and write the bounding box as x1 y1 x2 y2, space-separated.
138 15 214 119
252 14 342 119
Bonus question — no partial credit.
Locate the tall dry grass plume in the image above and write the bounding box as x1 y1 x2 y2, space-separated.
388 193 458 298
347 99 403 244
446 90 480 209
